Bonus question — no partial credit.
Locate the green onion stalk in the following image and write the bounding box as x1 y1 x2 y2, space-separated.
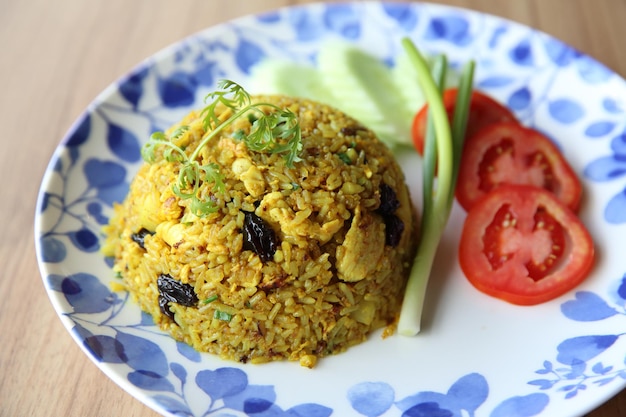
397 38 475 336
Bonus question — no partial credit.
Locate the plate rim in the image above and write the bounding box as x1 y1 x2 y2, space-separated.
34 2 626 416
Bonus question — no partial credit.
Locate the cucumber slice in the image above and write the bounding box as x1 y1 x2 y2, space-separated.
247 59 332 103
392 52 426 117
316 42 414 148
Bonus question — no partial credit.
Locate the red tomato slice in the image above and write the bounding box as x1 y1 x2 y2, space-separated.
456 121 582 212
458 184 594 306
411 88 516 154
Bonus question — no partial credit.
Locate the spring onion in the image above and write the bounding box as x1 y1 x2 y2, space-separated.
203 294 218 304
214 310 233 322
397 38 475 336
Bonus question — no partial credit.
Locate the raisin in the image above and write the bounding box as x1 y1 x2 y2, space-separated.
130 228 153 249
340 126 363 136
158 295 176 320
157 274 198 307
242 211 279 263
376 184 404 247
315 340 328 355
378 183 400 215
384 214 404 247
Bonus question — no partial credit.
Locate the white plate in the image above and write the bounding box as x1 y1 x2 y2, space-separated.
35 2 626 416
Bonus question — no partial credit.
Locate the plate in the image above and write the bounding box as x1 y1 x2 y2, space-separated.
34 2 626 416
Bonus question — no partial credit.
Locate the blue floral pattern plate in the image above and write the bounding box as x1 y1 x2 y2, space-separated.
35 2 626 416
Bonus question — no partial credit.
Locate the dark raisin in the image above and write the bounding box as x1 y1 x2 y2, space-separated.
158 295 176 320
340 126 362 136
383 214 404 247
242 211 279 263
375 184 404 247
307 146 320 157
130 228 153 249
378 183 400 215
315 340 328 355
157 274 198 307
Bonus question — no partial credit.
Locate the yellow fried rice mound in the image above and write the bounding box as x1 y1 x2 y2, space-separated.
103 95 417 367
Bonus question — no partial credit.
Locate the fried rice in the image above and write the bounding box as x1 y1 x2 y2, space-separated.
103 94 417 367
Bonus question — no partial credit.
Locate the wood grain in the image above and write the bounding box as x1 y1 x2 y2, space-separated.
2 0 624 416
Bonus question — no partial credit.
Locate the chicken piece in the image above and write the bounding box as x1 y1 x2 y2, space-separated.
156 220 186 248
336 205 385 282
232 157 266 197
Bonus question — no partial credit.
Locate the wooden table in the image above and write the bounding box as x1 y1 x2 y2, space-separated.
2 0 625 415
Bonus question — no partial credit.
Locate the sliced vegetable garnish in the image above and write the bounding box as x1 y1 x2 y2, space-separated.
203 295 218 304
248 59 333 103
412 88 516 155
456 121 582 212
397 38 475 336
214 310 233 321
458 184 594 305
317 42 415 147
248 42 439 149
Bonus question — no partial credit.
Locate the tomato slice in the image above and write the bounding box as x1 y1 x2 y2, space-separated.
458 184 594 305
456 121 582 212
411 88 516 154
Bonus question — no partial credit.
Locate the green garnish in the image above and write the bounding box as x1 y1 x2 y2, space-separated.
232 129 247 141
397 38 475 336
337 152 352 164
214 310 233 321
247 114 259 124
141 79 303 217
203 295 218 304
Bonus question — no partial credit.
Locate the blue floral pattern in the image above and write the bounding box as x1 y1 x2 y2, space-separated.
35 2 626 416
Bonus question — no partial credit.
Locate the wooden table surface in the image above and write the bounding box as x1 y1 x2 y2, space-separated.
2 0 626 415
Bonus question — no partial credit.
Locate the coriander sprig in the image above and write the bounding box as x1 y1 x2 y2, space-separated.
141 79 302 217
397 38 475 336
